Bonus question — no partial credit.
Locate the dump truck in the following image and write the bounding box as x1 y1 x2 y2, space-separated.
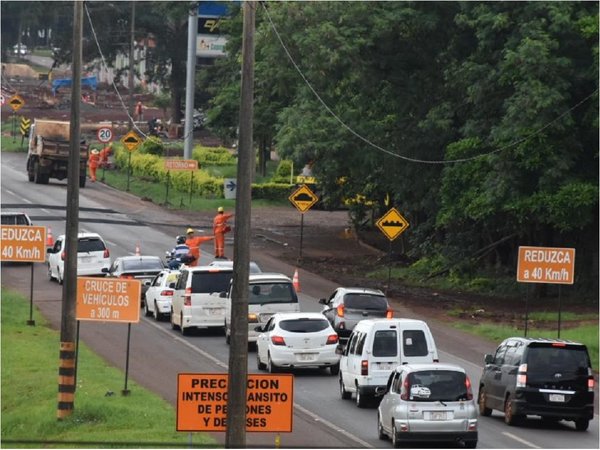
26 120 89 187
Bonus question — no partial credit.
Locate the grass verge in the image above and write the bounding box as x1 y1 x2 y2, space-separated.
1 288 217 448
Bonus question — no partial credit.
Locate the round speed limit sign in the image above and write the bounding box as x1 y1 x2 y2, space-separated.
97 127 113 143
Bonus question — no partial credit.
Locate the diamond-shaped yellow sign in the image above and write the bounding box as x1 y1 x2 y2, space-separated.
9 94 25 112
376 207 409 241
289 184 318 213
120 130 142 152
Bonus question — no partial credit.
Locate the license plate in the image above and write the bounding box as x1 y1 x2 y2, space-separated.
425 411 447 421
207 308 224 316
297 353 317 362
549 394 565 402
79 256 92 263
377 362 395 370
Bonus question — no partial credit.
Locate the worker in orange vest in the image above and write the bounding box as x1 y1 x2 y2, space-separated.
99 142 113 168
213 206 234 259
185 228 213 267
88 149 100 182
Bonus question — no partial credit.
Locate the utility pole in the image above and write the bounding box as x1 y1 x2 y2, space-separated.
128 1 136 129
183 4 198 159
225 2 255 448
57 0 82 420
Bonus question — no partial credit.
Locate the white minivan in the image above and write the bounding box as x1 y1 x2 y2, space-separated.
339 318 439 407
224 273 300 344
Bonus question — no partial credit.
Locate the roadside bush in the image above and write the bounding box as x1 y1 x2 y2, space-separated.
140 136 164 156
252 182 292 200
272 160 293 183
193 146 236 165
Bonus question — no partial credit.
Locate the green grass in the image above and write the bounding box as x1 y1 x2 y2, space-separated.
453 322 599 370
1 288 217 448
1 134 29 152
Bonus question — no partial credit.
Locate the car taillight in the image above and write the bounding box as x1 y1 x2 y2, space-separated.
103 248 110 258
271 335 286 346
588 369 595 392
336 305 344 317
160 290 174 296
184 287 192 306
465 375 473 400
61 251 65 261
248 313 259 323
552 342 567 347
386 308 393 319
120 275 133 279
326 334 338 345
400 376 410 400
516 363 527 388
361 360 368 376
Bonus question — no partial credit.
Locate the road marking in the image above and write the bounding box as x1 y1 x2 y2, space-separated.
143 319 373 448
502 431 541 448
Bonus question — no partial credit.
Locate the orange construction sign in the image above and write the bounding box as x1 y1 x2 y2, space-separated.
177 373 294 432
165 159 198 171
0 225 46 262
517 246 575 285
76 277 141 322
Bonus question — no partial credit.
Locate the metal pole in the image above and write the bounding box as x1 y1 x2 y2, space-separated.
126 152 132 191
386 240 392 295
226 2 255 447
12 112 16 142
75 321 80 387
183 5 198 159
299 213 304 260
122 323 132 396
27 262 35 326
524 285 529 337
128 1 136 130
165 170 170 205
557 285 562 339
189 171 194 205
57 0 82 420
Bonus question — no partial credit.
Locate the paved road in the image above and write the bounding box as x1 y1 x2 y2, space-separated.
2 152 598 448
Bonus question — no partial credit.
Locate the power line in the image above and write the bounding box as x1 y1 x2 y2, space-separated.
261 2 598 165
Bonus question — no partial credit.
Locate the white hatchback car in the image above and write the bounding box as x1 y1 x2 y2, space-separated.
47 232 110 284
256 312 340 375
143 269 180 321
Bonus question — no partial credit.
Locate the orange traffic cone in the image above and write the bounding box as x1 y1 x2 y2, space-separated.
46 226 54 247
292 268 300 293
135 243 141 256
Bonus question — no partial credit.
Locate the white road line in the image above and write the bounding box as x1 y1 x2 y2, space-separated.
502 431 541 448
143 319 373 448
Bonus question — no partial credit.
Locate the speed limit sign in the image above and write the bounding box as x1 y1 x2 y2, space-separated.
97 127 113 143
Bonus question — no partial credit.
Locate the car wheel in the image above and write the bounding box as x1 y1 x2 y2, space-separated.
377 412 387 440
478 386 492 416
180 314 190 336
575 418 589 431
330 363 340 376
57 267 64 285
339 375 351 400
257 351 267 370
153 302 162 321
391 422 401 448
225 322 231 345
356 385 368 408
48 264 54 281
144 301 151 317
267 353 279 373
504 394 521 426
170 309 179 330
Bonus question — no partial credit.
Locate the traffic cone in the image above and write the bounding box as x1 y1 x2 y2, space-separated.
46 226 54 247
135 243 141 256
292 268 301 293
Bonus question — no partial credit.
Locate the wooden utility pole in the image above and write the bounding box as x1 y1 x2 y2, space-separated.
128 1 136 129
225 2 255 448
57 0 82 420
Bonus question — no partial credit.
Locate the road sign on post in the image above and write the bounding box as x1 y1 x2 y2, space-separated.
289 184 318 213
517 246 575 285
120 130 142 151
164 159 198 171
376 208 410 241
8 94 25 112
0 225 46 262
76 277 141 322
97 126 114 143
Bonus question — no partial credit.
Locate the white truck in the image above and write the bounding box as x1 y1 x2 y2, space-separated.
26 120 89 187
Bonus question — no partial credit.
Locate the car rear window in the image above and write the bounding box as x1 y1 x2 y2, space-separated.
344 293 388 310
279 318 329 333
123 258 163 271
526 344 591 371
373 330 398 357
248 282 298 305
77 238 106 253
191 271 233 294
1 214 30 225
407 370 468 402
403 329 429 357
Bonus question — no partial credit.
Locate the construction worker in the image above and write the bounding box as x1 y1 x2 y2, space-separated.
185 228 213 267
88 149 100 182
135 100 144 122
213 206 233 259
99 142 113 168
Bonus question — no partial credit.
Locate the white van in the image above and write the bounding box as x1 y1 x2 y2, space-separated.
338 318 439 407
224 273 300 344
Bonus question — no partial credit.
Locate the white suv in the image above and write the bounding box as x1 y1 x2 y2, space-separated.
47 232 111 284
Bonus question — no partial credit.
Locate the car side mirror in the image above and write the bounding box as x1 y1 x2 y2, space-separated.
169 282 176 289
144 280 151 286
335 343 345 355
219 291 227 298
46 248 53 253
484 354 494 364
318 298 327 305
101 267 109 273
254 325 263 332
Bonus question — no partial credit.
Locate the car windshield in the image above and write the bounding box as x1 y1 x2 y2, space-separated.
123 258 163 271
344 293 387 310
78 238 106 253
372 330 398 357
407 370 469 402
191 271 233 294
526 345 590 372
248 282 298 305
279 318 329 333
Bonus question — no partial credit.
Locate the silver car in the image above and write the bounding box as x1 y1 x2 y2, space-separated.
376 363 478 448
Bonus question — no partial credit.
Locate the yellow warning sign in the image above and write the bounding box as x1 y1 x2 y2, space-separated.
9 94 25 112
376 207 409 241
120 130 142 151
289 184 318 213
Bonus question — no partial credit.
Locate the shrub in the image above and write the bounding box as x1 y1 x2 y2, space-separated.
140 136 164 156
193 146 236 165
272 160 293 183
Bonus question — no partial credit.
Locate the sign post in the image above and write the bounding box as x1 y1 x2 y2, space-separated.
120 131 143 192
164 159 198 206
9 94 25 142
375 208 410 294
288 184 319 260
516 246 575 337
